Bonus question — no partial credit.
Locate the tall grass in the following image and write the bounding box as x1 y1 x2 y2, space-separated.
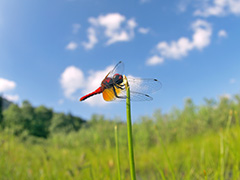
124 75 136 180
1 96 240 179
115 125 121 180
1 123 240 179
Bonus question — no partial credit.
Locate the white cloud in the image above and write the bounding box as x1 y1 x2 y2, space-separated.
194 0 240 17
89 13 125 30
0 78 19 102
152 19 212 60
156 38 193 59
83 13 137 49
191 20 212 49
229 0 240 14
146 55 164 66
65 41 78 50
138 27 150 34
82 27 98 50
127 18 137 29
218 29 227 37
60 66 84 99
72 23 81 34
3 94 19 102
106 31 129 45
0 78 16 92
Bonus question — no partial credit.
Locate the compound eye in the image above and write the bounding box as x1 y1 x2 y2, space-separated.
113 74 119 80
113 73 119 78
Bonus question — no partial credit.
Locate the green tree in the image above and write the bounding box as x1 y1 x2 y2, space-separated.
50 113 68 133
21 100 35 132
50 112 85 134
29 105 53 138
66 113 85 131
3 104 24 135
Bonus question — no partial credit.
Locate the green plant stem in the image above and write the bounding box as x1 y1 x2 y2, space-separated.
159 136 176 180
115 125 121 180
226 110 232 134
124 75 136 180
220 133 224 180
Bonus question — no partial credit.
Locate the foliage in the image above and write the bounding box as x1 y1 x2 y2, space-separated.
21 100 35 132
3 104 24 135
0 96 12 110
0 96 3 126
0 94 240 179
0 100 85 138
50 112 85 134
29 105 53 138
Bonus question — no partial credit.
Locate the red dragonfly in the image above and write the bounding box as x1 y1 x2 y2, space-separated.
80 61 162 102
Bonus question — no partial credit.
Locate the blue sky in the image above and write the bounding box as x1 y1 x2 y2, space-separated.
0 0 240 121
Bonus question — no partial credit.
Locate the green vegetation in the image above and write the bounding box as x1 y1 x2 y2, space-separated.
0 96 12 111
115 124 122 180
1 100 85 138
125 75 136 180
0 95 240 179
0 96 3 125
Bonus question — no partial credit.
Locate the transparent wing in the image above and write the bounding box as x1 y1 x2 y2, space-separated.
117 89 153 101
108 61 124 78
102 84 153 102
127 77 162 95
101 61 124 85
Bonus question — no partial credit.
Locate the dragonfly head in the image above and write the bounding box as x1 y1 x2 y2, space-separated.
113 74 123 85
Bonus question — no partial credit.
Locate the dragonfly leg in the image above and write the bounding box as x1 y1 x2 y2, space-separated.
112 86 125 99
115 84 125 90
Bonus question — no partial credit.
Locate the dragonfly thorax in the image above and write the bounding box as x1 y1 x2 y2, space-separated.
101 77 114 89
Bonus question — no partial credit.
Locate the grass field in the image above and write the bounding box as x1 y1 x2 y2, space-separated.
1 110 240 180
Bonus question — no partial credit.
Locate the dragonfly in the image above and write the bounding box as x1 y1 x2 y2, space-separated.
80 61 162 102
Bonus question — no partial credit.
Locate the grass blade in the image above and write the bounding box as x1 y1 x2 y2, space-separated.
124 75 136 180
115 125 121 180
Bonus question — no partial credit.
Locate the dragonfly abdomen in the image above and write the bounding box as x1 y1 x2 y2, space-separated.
79 87 102 101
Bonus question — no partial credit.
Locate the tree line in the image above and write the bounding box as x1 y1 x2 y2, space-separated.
0 97 85 138
1 94 240 142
